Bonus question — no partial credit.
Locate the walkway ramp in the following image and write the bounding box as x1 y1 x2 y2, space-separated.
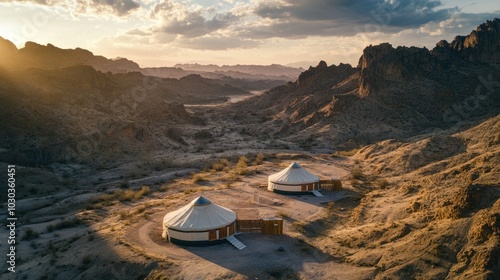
312 190 324 197
226 235 246 250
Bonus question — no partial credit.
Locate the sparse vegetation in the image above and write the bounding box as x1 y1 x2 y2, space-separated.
54 217 83 230
81 255 92 266
334 148 360 157
23 228 40 240
183 186 211 195
277 210 289 218
236 156 250 175
292 222 306 234
375 179 390 189
91 186 151 205
351 167 364 180
253 153 265 165
211 158 231 171
192 173 206 183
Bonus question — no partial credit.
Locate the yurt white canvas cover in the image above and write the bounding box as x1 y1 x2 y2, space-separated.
162 196 237 245
268 162 320 193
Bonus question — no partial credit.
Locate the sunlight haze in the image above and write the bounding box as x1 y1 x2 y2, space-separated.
0 0 498 67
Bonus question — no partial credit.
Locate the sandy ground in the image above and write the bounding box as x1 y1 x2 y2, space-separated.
1 155 378 280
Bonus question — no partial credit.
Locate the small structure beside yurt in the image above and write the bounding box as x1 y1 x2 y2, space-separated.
268 162 321 194
162 196 237 245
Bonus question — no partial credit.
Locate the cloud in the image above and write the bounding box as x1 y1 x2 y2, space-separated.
0 0 60 4
159 12 238 38
151 1 240 38
0 0 140 16
179 35 260 50
126 28 152 36
245 0 459 39
82 0 140 16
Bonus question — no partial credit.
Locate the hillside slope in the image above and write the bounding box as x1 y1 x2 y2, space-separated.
230 19 500 150
327 114 500 279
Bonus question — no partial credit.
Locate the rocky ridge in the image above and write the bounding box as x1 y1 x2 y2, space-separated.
229 18 500 149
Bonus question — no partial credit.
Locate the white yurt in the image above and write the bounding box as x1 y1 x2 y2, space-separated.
268 162 320 193
162 196 237 245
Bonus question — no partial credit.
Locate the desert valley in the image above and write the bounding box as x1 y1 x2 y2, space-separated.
1 13 500 280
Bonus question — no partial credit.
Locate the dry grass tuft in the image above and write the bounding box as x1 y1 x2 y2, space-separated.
253 153 265 165
375 179 390 189
192 173 206 183
183 186 211 195
351 168 364 180
277 210 289 218
334 148 360 157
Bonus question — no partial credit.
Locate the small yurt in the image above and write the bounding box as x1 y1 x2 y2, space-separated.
162 196 237 245
268 162 320 193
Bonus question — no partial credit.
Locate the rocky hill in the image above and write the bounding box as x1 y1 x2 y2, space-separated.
433 18 500 64
0 40 141 73
0 46 246 166
0 37 293 93
340 114 500 279
230 18 500 150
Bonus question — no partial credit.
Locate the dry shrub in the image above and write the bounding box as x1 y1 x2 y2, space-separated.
119 189 136 201
334 148 360 157
223 172 240 182
133 186 150 200
211 163 225 171
236 156 250 175
277 210 289 218
183 186 211 195
375 179 390 189
93 186 151 204
351 168 364 180
292 222 306 233
192 174 206 183
253 153 265 165
211 158 231 171
119 210 130 220
23 228 40 240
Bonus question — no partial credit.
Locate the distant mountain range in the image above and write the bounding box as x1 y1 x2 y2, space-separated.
0 37 301 91
0 18 499 166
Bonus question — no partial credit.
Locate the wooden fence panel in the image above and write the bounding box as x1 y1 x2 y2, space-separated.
237 220 262 233
320 179 342 191
237 219 283 235
262 219 283 235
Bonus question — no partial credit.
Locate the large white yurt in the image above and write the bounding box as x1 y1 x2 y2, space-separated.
268 162 320 193
162 196 237 245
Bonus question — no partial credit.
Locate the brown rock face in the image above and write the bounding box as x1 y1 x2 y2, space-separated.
358 43 436 94
297 61 357 92
434 18 500 64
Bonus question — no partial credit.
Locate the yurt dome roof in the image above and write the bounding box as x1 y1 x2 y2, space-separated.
163 196 236 232
268 162 320 185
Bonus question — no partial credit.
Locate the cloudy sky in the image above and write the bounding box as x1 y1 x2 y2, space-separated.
0 0 499 68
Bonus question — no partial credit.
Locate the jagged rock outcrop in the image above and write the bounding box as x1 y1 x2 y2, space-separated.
358 43 438 94
432 18 500 64
297 61 357 92
231 18 500 150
